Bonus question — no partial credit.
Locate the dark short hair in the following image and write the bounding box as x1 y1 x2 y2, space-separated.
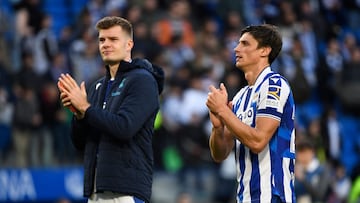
95 16 133 39
296 139 315 152
240 24 282 64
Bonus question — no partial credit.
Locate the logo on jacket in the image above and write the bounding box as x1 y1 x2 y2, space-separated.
96 83 102 90
111 78 127 96
119 78 126 88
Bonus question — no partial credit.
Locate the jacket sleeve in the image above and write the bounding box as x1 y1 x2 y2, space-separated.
70 80 99 150
70 117 87 150
83 72 159 140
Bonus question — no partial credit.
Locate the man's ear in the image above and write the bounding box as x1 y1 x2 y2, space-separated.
126 39 134 52
260 46 271 57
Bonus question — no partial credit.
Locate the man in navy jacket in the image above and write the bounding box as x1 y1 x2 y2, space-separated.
58 16 164 203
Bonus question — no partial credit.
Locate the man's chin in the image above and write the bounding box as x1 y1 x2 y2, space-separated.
235 61 242 67
104 59 118 66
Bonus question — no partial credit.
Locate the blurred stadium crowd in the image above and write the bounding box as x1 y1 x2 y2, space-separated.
1 0 360 202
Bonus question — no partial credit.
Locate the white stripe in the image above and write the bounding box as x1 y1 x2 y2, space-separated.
236 140 241 182
278 79 290 113
242 148 252 201
236 141 241 203
259 145 272 202
256 114 281 121
283 158 293 202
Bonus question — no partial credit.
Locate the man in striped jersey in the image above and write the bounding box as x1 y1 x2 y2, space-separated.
206 24 296 203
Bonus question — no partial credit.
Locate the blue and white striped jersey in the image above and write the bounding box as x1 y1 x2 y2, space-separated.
232 67 296 203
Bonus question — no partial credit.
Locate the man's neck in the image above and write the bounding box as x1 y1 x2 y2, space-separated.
108 58 132 78
244 64 269 86
109 64 119 79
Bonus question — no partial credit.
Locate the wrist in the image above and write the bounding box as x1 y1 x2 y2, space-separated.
79 103 90 115
75 104 90 120
212 126 224 134
216 105 229 119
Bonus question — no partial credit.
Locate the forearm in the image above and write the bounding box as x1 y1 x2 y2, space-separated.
217 107 259 152
71 116 87 150
209 126 233 162
217 107 278 154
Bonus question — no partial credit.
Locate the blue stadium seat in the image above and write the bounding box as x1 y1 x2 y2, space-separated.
0 124 11 151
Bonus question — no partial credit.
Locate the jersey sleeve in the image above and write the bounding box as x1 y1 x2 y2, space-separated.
257 75 291 121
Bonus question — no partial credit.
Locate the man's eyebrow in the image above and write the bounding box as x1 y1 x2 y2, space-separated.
239 39 249 44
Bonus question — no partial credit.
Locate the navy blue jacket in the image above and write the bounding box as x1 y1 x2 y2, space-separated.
70 59 164 203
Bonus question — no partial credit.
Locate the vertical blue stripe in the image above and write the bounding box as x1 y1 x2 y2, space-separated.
271 194 282 203
270 133 286 202
238 145 246 202
233 87 248 114
289 158 296 203
250 152 260 203
251 101 257 128
242 87 252 111
133 197 145 203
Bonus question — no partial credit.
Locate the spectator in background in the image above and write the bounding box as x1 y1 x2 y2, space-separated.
176 192 193 203
0 86 13 163
12 0 45 70
132 20 163 61
320 107 342 166
71 8 93 40
86 0 107 27
141 0 164 26
317 38 344 107
296 0 327 42
176 70 214 201
306 118 327 162
319 0 346 37
39 81 73 165
330 161 352 203
12 52 45 167
72 38 103 84
222 10 245 35
45 52 73 83
279 35 312 104
193 17 226 85
295 138 333 203
0 5 12 72
32 14 58 75
340 32 358 62
163 34 195 71
12 84 42 167
343 0 360 30
336 46 360 115
195 17 221 56
124 4 142 25
70 29 103 84
154 0 195 48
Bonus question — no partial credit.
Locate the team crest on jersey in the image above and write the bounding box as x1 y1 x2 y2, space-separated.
266 82 281 108
268 86 281 100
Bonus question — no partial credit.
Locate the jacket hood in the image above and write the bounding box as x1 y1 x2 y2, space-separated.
132 58 164 95
107 59 165 95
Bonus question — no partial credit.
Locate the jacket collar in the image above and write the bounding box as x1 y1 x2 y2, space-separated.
105 60 135 80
